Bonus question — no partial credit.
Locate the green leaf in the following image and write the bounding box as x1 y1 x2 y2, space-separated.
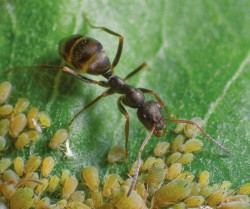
1 0 249 189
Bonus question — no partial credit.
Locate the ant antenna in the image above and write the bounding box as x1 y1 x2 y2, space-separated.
166 119 230 154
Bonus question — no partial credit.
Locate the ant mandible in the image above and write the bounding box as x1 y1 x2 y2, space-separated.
11 15 230 196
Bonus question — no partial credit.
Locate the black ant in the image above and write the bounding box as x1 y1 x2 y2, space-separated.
10 15 230 196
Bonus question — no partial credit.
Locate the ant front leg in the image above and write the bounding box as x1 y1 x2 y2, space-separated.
117 96 130 158
83 14 124 71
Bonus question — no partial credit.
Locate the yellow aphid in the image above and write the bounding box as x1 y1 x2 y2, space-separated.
82 166 99 192
152 158 165 168
13 157 24 176
0 81 12 104
0 119 10 137
153 142 170 157
199 170 210 188
140 157 156 171
107 145 126 163
35 197 50 209
147 166 166 194
175 171 195 182
23 172 40 189
220 181 232 190
60 169 70 185
9 113 27 138
69 191 85 203
35 178 49 196
39 111 51 127
0 136 6 151
27 107 39 129
91 191 103 208
184 117 204 138
0 104 13 116
217 201 250 209
111 185 147 209
85 198 94 208
174 123 185 134
177 153 194 165
67 202 91 209
207 190 227 207
41 156 55 177
103 174 124 197
137 174 148 184
10 188 34 209
25 155 42 174
184 195 205 207
14 98 30 114
3 170 20 184
183 138 203 153
1 183 16 199
171 135 185 152
26 130 40 141
166 152 182 165
226 194 250 202
172 202 186 209
129 159 143 176
0 158 12 174
166 163 183 180
237 183 250 195
122 178 133 187
200 186 213 198
49 129 68 149
56 199 67 208
154 179 193 208
190 182 201 195
48 175 60 192
63 175 78 199
135 183 148 201
15 133 29 149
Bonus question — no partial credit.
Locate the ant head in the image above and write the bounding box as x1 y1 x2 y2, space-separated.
58 35 111 76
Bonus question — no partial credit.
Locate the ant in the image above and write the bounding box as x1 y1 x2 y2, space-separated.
10 15 230 196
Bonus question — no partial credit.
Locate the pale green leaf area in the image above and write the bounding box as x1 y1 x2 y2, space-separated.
0 0 250 189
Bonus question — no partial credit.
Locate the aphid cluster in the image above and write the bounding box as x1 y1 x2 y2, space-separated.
0 81 51 151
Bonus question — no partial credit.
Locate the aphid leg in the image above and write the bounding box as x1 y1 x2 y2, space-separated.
127 123 156 196
67 89 114 132
117 96 130 158
123 62 148 81
83 14 123 71
139 88 176 119
166 119 230 153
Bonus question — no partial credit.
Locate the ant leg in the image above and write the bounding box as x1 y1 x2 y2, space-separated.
166 119 230 154
83 14 123 71
123 62 148 81
117 96 130 158
7 65 108 87
127 123 156 196
139 88 175 119
67 89 114 131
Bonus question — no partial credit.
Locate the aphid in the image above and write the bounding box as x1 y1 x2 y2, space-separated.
15 132 29 149
41 156 55 177
3 170 20 184
9 113 27 138
154 179 193 208
147 166 166 194
49 129 69 149
56 199 67 208
14 98 30 114
237 183 250 195
0 104 13 116
184 195 205 207
166 152 182 165
35 178 48 196
182 138 203 153
67 202 91 209
11 16 230 196
199 171 210 188
82 166 99 192
171 135 185 152
98 203 115 209
190 182 202 195
174 123 185 134
140 156 156 171
62 175 78 199
34 197 50 209
0 158 12 173
152 158 165 168
48 175 60 192
69 191 85 203
220 181 232 190
199 186 213 199
166 163 183 180
25 130 40 141
1 183 16 199
175 171 195 182
135 182 148 201
217 201 250 209
60 169 70 185
0 81 12 104
111 185 147 209
177 153 194 165
107 145 126 163
129 159 143 176
184 117 204 138
207 190 227 207
25 155 42 174
38 111 51 127
0 136 6 151
0 119 10 136
27 107 40 129
103 174 124 197
23 172 40 189
153 141 170 157
91 191 103 208
10 188 34 209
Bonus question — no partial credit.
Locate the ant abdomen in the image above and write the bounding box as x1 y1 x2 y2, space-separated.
59 35 111 75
